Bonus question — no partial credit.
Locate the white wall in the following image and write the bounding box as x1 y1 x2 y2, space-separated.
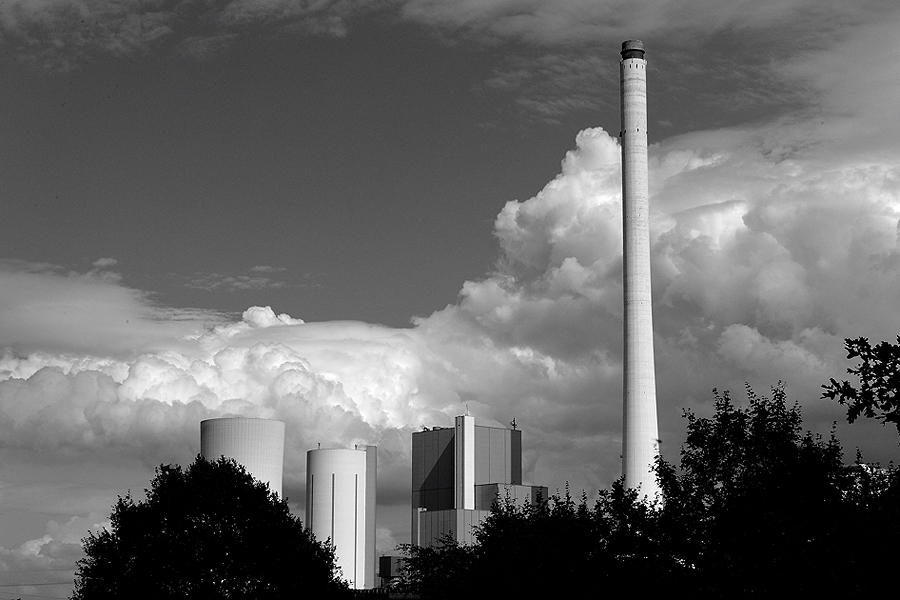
200 417 285 497
306 447 376 589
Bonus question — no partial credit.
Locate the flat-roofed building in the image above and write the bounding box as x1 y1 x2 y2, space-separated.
411 415 546 547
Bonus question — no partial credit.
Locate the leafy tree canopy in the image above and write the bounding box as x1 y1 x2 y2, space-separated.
399 384 900 598
72 455 347 600
656 385 859 596
823 336 900 434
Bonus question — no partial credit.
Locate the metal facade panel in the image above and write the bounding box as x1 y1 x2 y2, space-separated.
474 483 547 511
511 429 522 484
418 509 490 547
411 431 425 492
474 426 490 483
413 428 454 511
475 483 500 510
473 425 516 485
365 446 377 589
412 417 538 548
488 428 510 484
455 416 475 510
438 429 454 493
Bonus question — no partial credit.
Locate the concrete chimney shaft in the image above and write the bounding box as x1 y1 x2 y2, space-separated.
619 40 661 500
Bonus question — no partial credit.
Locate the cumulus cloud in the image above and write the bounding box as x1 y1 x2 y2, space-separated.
2 2 900 571
4 84 900 546
0 298 453 507
417 18 900 455
3 84 900 563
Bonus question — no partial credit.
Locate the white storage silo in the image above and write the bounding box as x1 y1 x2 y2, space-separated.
200 417 285 497
306 446 376 589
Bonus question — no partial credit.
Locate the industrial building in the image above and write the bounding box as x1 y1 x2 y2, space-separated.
200 417 285 497
411 415 547 547
306 446 377 589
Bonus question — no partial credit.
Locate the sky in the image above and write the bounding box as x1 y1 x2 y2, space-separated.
2 0 900 596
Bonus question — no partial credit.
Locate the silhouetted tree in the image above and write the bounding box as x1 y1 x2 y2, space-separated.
72 456 347 599
823 336 900 434
400 383 899 598
471 483 691 596
397 534 475 599
655 385 858 597
472 488 598 595
398 483 692 597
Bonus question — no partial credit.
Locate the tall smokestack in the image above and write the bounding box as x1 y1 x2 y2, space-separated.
619 40 660 500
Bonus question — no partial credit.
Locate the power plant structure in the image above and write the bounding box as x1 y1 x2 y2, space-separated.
619 39 661 500
306 446 377 590
200 417 285 497
411 415 547 547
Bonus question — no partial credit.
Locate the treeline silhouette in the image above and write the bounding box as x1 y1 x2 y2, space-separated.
399 383 900 598
71 338 900 598
72 456 350 599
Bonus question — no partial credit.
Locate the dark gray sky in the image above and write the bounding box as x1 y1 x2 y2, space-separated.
2 20 595 326
0 11 804 327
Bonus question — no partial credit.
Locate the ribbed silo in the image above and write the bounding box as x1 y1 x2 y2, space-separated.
306 446 376 589
200 417 285 497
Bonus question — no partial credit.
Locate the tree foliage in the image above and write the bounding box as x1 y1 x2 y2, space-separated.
398 484 691 596
397 535 476 599
399 384 900 598
823 336 900 434
72 455 347 600
655 385 863 596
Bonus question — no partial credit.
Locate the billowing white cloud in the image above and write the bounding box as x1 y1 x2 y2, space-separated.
3 97 900 579
4 82 900 556
2 5 900 588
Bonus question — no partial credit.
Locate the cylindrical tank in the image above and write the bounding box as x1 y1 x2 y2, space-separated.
306 446 376 589
200 418 285 497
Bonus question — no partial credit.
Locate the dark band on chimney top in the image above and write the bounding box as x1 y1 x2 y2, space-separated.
621 40 645 60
